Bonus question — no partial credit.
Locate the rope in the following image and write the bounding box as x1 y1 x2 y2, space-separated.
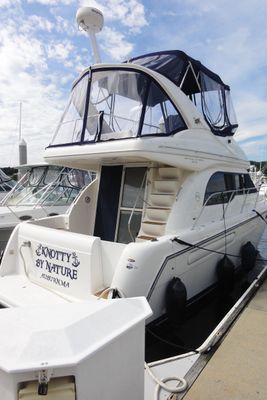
146 326 198 354
97 287 125 299
172 237 267 263
145 361 187 399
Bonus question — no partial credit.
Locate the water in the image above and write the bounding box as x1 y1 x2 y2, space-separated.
145 227 267 362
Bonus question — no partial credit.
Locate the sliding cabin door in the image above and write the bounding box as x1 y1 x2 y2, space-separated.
94 166 147 243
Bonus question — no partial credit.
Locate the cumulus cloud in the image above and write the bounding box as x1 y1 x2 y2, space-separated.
22 15 54 33
47 41 74 61
27 0 75 5
0 12 72 165
0 0 20 7
99 26 133 60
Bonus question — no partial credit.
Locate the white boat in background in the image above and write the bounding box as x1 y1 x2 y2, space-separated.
0 169 16 201
0 6 267 399
249 164 267 197
0 163 92 252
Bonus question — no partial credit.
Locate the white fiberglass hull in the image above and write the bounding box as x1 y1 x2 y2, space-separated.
112 213 266 322
0 209 265 323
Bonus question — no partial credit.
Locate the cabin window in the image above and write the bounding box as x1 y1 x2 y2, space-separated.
116 167 146 243
204 172 227 205
204 172 257 205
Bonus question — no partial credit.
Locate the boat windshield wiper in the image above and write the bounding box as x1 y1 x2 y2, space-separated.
95 110 104 142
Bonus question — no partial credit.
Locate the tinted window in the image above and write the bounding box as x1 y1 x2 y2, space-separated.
204 172 257 205
204 172 227 205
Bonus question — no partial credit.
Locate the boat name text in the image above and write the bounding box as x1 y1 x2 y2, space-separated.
35 244 80 286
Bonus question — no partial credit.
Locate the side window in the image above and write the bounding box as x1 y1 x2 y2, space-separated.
204 172 227 205
244 174 257 192
141 82 186 135
205 172 257 206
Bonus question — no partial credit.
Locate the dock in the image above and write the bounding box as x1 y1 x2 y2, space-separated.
183 276 267 400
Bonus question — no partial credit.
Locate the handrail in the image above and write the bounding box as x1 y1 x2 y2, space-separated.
192 187 260 230
127 170 147 242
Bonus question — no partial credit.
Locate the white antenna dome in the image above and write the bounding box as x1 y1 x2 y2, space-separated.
76 7 104 33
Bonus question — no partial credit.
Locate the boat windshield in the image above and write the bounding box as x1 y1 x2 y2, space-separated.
0 169 16 192
49 68 186 146
1 165 92 207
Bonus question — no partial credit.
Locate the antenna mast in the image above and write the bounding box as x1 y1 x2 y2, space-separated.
76 7 104 63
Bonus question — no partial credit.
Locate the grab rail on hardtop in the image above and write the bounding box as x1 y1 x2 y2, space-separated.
192 187 261 230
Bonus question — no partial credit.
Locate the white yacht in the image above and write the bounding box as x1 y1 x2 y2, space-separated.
0 8 267 398
0 169 16 201
1 49 265 317
0 163 91 252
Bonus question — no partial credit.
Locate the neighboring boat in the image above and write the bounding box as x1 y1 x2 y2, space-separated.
0 163 91 252
249 165 267 197
0 169 16 201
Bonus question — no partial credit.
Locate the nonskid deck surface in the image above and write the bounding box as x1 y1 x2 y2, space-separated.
183 274 267 400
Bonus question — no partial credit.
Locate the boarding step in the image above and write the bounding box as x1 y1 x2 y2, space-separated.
145 207 171 222
135 235 157 242
154 180 179 193
158 167 181 180
140 221 166 237
149 193 176 207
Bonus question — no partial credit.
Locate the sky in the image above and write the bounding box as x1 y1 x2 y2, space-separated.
0 0 267 167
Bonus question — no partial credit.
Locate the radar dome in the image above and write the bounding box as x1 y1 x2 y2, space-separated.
76 7 104 33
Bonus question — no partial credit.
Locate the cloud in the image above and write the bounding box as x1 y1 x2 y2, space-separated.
99 26 134 60
22 15 54 33
27 0 75 5
47 41 74 61
0 13 70 166
0 0 20 7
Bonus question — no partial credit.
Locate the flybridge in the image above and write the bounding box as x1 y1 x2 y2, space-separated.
48 49 238 149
